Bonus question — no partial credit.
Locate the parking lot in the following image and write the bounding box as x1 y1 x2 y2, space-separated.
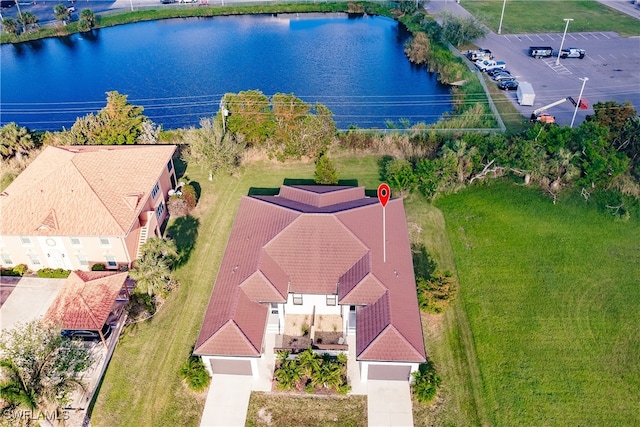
472 30 640 126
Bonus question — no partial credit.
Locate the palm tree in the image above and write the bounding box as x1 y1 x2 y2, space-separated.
17 11 37 33
129 238 178 297
79 9 96 31
0 359 37 412
53 4 70 25
0 122 35 161
2 18 20 36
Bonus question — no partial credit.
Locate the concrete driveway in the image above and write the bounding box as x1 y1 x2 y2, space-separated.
0 277 66 332
200 374 254 427
368 380 414 427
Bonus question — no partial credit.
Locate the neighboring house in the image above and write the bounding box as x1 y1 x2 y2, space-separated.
0 145 177 272
194 185 426 382
43 270 132 346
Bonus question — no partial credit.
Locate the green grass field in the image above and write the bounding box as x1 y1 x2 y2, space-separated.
461 0 640 36
91 155 382 426
435 181 640 425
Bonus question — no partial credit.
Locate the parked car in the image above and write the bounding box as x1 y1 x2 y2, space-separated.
486 67 511 77
0 0 14 8
465 49 493 61
498 80 519 91
62 324 112 341
560 48 586 59
476 60 506 71
528 46 553 58
492 72 516 82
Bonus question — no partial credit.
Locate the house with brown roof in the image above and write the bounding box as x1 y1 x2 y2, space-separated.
194 185 426 382
43 271 131 346
0 145 177 272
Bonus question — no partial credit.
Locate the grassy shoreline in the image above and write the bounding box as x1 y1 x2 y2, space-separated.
0 3 377 44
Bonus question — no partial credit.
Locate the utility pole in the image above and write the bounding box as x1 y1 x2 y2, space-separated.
498 0 507 35
556 18 574 66
570 77 588 128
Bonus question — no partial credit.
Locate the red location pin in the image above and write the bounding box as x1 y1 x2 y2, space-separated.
377 183 390 207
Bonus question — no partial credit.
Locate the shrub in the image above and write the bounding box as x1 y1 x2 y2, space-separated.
412 361 441 404
36 268 71 278
416 271 458 314
91 263 106 271
314 153 338 185
0 264 28 277
167 194 189 218
181 184 197 210
179 354 211 392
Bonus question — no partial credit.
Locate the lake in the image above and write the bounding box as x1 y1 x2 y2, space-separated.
0 13 453 131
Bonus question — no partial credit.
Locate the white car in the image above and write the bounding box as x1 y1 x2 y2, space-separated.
475 60 506 71
560 48 586 59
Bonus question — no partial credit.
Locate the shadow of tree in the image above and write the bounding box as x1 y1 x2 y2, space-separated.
166 215 200 268
411 243 437 281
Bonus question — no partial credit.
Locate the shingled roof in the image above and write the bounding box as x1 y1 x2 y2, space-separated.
0 145 176 236
44 271 128 331
194 185 426 363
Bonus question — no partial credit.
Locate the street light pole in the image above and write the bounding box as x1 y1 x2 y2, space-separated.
498 0 507 35
556 18 574 66
570 77 588 128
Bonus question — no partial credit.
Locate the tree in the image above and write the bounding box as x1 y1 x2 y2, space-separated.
79 8 96 30
384 158 417 193
129 238 178 297
404 32 432 65
2 18 19 36
271 94 336 161
66 91 146 145
53 4 70 25
443 139 478 183
440 11 488 47
0 321 93 418
587 101 637 135
314 152 338 185
0 122 35 161
17 11 38 33
183 117 245 180
223 90 275 145
411 361 441 404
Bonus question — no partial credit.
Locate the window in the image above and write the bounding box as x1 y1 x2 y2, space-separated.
151 182 160 200
326 295 337 306
105 255 117 268
70 237 81 247
167 160 173 172
155 201 165 220
99 237 111 248
293 294 303 305
20 236 32 246
1 253 13 265
270 303 279 315
28 254 41 266
76 253 89 266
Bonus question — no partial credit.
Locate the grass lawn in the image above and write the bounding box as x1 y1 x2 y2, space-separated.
434 181 640 425
461 0 640 36
246 392 367 426
90 155 383 426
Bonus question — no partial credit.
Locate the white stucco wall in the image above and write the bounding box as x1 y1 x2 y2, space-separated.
284 293 341 315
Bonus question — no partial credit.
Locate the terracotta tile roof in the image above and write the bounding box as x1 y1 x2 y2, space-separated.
0 145 176 236
195 186 426 362
43 271 127 330
264 215 368 294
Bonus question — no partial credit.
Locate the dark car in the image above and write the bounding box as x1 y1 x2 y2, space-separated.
486 67 511 77
62 324 112 341
0 0 14 7
492 72 516 82
498 80 519 91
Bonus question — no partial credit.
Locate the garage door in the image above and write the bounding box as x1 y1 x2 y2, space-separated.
367 364 411 381
210 359 252 376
